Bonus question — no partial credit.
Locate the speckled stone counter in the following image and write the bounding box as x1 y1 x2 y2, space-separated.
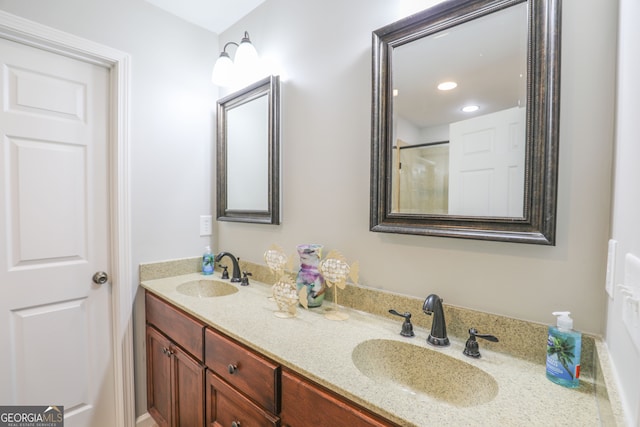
140 258 625 426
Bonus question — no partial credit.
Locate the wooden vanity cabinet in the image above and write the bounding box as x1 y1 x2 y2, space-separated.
145 292 398 427
281 369 398 427
204 327 280 426
146 292 206 427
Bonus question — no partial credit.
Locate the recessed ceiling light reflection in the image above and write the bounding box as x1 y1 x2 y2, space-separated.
437 81 457 91
462 105 480 113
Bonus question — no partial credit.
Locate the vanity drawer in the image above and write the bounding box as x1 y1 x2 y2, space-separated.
206 370 279 427
281 369 397 427
145 291 205 362
204 327 279 413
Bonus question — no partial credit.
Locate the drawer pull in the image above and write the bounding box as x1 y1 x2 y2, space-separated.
231 421 241 427
227 364 238 374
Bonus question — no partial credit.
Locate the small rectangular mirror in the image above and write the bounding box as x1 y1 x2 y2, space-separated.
217 75 280 224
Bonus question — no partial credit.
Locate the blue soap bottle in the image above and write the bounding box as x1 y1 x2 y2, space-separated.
202 246 214 275
546 311 581 388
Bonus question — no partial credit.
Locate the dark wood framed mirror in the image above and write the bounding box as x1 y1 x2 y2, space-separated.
370 0 561 244
217 75 280 224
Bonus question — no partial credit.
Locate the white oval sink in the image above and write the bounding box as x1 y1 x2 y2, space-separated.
351 339 498 407
176 279 238 298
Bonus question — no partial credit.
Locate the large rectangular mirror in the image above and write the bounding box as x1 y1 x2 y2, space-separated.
371 0 561 244
217 75 280 224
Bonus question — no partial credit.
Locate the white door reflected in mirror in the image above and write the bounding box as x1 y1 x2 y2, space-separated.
448 106 525 217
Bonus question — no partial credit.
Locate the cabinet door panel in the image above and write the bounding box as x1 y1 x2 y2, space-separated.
206 371 279 427
174 346 205 427
147 326 172 427
281 370 398 427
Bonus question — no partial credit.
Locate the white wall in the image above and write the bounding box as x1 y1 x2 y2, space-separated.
217 0 617 334
0 0 218 416
396 116 420 145
608 0 640 424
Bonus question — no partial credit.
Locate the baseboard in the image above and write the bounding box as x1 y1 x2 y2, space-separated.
135 413 157 427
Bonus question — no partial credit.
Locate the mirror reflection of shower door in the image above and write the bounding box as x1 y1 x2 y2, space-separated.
391 140 407 212
394 142 449 214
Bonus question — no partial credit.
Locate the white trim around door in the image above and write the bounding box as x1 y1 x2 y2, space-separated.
0 10 134 427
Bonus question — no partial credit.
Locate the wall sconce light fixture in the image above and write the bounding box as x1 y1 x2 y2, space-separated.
212 31 260 87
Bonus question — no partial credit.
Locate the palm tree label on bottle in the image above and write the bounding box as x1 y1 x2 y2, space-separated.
202 249 214 275
546 334 579 380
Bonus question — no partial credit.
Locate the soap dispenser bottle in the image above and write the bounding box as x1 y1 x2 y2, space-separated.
202 246 214 275
546 311 581 388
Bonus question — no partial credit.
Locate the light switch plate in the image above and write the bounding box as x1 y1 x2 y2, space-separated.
605 239 617 298
200 215 212 236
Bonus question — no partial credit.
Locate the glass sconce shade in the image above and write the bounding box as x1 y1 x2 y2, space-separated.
212 51 234 86
234 34 259 70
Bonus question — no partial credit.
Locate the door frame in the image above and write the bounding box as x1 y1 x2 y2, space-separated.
0 10 134 427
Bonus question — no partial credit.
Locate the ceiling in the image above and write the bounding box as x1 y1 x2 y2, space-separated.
393 2 528 129
144 0 266 34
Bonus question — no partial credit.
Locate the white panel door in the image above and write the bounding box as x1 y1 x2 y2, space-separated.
0 37 116 426
448 106 525 217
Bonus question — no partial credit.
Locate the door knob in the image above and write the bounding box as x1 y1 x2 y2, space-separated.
92 271 109 285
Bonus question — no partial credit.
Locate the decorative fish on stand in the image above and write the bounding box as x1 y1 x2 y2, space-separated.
318 250 359 321
264 244 305 317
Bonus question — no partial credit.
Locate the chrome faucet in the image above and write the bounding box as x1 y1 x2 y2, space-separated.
422 294 449 347
214 252 241 282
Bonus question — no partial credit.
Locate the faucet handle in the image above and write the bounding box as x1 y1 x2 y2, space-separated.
463 328 499 358
241 271 252 286
219 265 229 280
388 309 415 337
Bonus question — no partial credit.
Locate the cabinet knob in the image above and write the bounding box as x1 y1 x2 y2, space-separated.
231 421 241 427
227 364 238 374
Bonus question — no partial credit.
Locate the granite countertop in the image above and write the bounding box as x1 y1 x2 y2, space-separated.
141 273 602 426
141 272 606 426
